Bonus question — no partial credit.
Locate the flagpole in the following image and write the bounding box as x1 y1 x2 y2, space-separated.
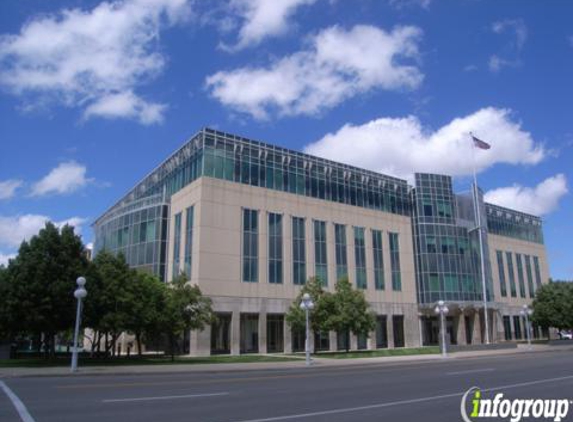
469 132 491 345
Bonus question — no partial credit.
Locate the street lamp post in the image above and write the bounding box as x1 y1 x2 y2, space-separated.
71 276 87 373
520 305 533 350
299 293 314 366
434 300 449 358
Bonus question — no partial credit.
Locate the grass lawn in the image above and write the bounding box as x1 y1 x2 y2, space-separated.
313 346 440 359
0 354 300 368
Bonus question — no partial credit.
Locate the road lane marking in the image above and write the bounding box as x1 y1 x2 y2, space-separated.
227 374 573 422
0 380 37 422
447 368 495 375
102 392 229 403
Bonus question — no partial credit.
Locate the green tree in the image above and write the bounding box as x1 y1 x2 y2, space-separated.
323 278 376 353
0 266 10 339
124 270 166 357
532 281 573 332
160 274 214 360
4 223 88 356
84 250 133 356
285 277 331 335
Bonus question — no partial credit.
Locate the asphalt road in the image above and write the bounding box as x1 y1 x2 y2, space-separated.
1 350 573 422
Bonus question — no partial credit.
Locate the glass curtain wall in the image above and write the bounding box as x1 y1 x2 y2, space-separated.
242 209 259 283
292 217 306 285
334 224 348 282
372 230 385 290
354 227 367 289
268 213 283 284
314 220 328 286
183 206 194 278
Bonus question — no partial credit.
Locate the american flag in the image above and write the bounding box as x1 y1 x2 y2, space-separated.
472 134 491 150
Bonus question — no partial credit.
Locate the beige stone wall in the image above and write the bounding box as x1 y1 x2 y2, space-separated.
167 177 421 353
488 233 550 307
169 177 417 306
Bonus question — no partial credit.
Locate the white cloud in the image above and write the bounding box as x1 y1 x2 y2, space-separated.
0 179 23 200
0 0 190 124
388 0 431 10
492 19 527 50
0 214 87 249
0 253 16 266
223 0 317 51
31 161 91 197
207 24 423 119
83 91 166 125
489 18 526 72
304 107 545 180
485 174 568 216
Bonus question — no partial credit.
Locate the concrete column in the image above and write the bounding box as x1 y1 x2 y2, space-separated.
456 313 467 346
329 331 337 352
368 330 376 350
231 311 241 355
387 315 395 348
258 312 267 354
190 327 211 357
472 311 482 344
350 333 358 351
284 320 293 354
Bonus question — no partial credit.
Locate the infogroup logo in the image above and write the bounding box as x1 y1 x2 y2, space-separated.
460 387 571 422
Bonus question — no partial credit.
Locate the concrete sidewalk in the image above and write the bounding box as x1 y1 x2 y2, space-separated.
0 344 570 378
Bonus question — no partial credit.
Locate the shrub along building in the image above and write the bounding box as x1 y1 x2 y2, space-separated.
93 128 550 355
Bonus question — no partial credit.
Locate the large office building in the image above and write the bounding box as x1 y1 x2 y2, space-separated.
93 128 550 355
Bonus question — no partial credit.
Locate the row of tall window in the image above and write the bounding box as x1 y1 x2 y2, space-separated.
241 208 401 290
172 206 194 280
496 250 543 299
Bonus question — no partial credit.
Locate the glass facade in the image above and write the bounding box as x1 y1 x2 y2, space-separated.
525 255 535 298
505 252 517 297
94 129 546 292
372 230 385 290
496 250 507 297
292 217 306 285
389 232 401 291
268 213 283 284
183 206 194 278
354 227 367 289
486 203 543 244
515 253 527 298
314 220 328 286
334 224 348 282
411 174 490 303
533 256 542 288
172 212 182 280
242 209 258 283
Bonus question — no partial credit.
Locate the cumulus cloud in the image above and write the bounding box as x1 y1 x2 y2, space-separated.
207 24 423 119
485 174 568 216
222 0 317 51
30 161 91 197
0 214 87 249
304 107 545 180
0 0 190 124
489 18 526 72
0 179 23 200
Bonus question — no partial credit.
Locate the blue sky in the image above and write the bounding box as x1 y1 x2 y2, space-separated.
0 0 571 279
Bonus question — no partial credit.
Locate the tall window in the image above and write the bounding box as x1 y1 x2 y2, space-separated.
496 250 507 297
314 220 328 286
533 256 542 288
506 252 517 297
242 209 258 283
268 213 283 284
524 255 535 297
334 224 348 281
183 206 194 278
354 227 367 289
372 230 385 290
292 217 306 285
172 212 182 280
515 253 526 298
389 232 402 291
